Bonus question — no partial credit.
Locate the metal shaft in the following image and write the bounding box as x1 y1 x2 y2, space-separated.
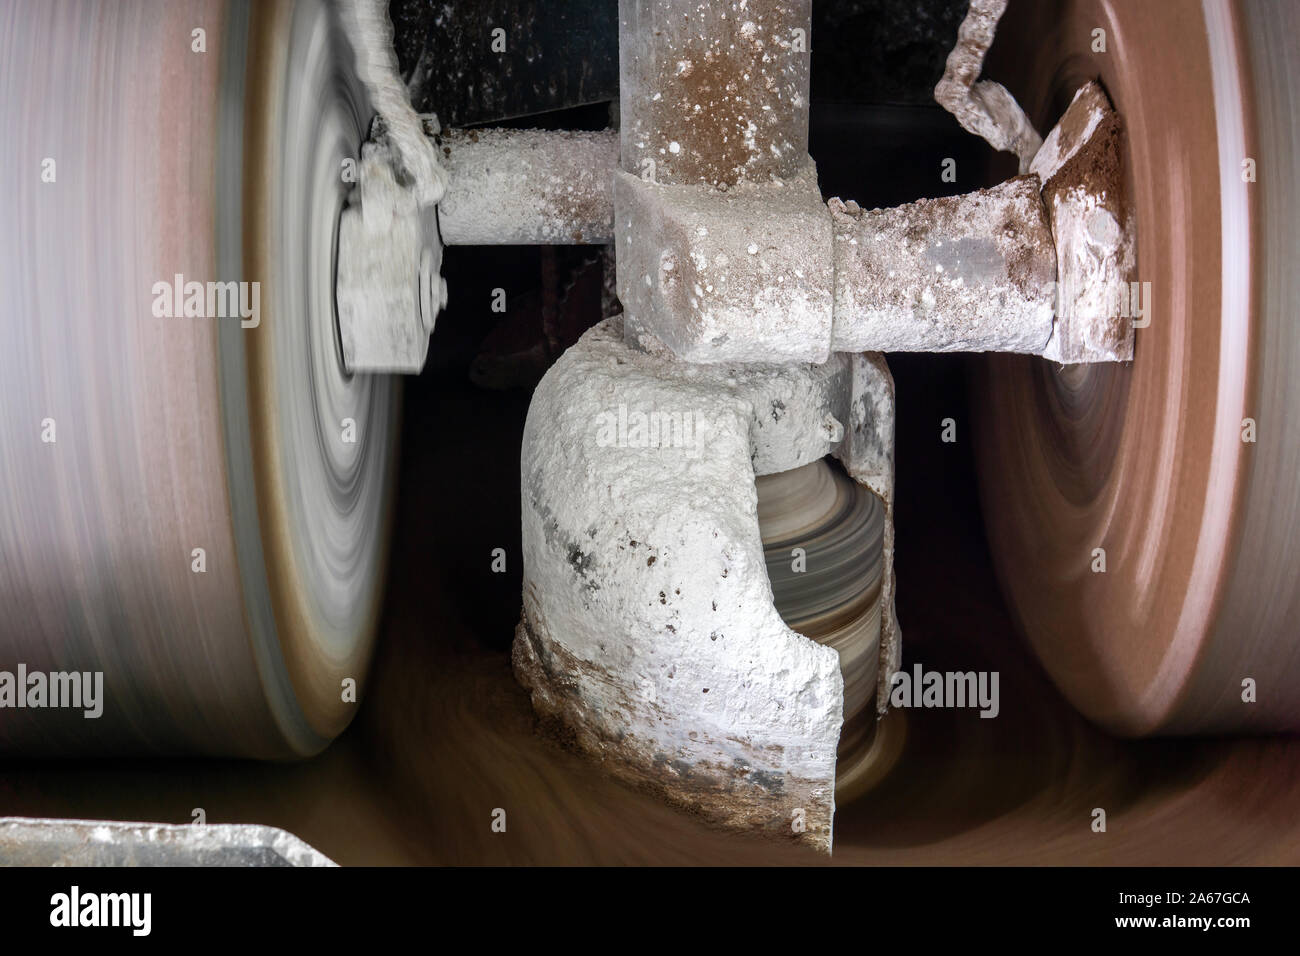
436 128 618 245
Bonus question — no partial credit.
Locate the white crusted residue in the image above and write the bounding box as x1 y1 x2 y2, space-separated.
437 128 618 245
515 317 855 851
614 158 835 364
828 177 1056 353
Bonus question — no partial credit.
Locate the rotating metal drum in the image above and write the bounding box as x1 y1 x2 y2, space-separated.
756 458 890 798
0 0 398 756
973 0 1300 734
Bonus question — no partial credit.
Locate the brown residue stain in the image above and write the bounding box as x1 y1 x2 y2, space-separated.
1043 108 1127 218
999 175 1056 295
633 0 806 186
511 604 832 851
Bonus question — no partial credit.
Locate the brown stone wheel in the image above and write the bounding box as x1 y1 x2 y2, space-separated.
972 0 1300 734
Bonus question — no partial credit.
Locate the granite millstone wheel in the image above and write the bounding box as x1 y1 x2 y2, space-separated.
0 0 399 756
973 0 1300 735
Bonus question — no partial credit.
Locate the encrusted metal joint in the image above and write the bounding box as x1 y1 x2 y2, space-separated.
337 117 446 373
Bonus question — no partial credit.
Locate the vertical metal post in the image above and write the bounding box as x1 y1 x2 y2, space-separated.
618 0 813 187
